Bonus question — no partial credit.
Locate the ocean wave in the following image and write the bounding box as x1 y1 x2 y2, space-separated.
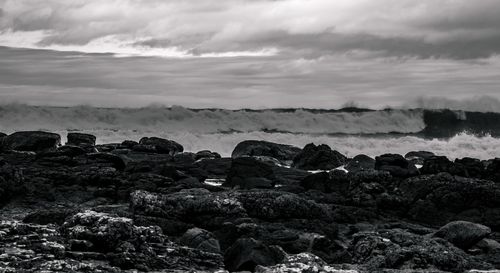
0 104 426 135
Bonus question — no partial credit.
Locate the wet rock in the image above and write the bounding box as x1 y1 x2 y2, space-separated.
1 131 61 152
405 151 435 165
420 156 462 176
224 157 276 189
255 252 350 273
138 137 183 155
224 238 286 272
399 173 500 228
66 133 96 147
292 143 347 171
455 157 485 178
484 158 500 183
345 154 375 173
232 140 302 164
350 229 492 273
86 152 127 170
434 221 492 250
180 227 221 254
194 158 232 178
375 154 418 178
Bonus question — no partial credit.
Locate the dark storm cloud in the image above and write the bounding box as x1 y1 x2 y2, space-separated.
1 0 500 59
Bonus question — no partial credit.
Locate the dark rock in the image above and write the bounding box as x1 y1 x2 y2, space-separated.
375 153 418 178
86 152 127 170
455 157 485 178
224 238 286 272
434 221 492 250
66 133 96 147
345 154 375 173
399 173 500 228
139 137 183 155
1 131 61 152
194 157 232 178
484 158 500 183
421 156 462 176
405 151 435 165
180 227 221 254
224 157 276 189
292 143 347 170
121 140 139 148
0 132 7 138
172 152 196 165
232 140 302 164
350 229 492 272
195 150 222 160
23 209 76 225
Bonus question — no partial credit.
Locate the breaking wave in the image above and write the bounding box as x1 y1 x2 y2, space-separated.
1 104 499 159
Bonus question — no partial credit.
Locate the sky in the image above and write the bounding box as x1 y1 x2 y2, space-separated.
1 0 500 109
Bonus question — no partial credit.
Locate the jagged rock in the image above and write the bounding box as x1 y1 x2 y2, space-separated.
375 154 418 178
399 173 500 228
224 157 276 189
350 229 492 273
130 189 332 230
194 158 232 178
138 137 183 155
455 157 485 178
224 238 286 272
255 253 351 273
1 131 61 152
484 158 500 183
180 227 221 254
232 140 302 164
434 221 492 250
420 156 462 176
292 143 347 170
66 133 96 147
345 154 375 173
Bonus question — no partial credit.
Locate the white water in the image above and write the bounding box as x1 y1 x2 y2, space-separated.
0 104 498 160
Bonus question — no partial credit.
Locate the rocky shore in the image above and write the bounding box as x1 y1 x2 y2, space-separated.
0 131 499 273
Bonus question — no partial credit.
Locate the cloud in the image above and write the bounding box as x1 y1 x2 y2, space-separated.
1 0 500 59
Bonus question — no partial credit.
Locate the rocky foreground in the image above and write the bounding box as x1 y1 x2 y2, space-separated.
0 131 499 273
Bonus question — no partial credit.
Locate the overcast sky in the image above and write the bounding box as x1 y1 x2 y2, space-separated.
1 0 500 109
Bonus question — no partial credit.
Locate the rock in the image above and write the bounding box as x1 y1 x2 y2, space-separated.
292 143 347 170
121 140 139 148
1 131 61 152
232 140 302 164
399 173 500 228
196 150 222 160
350 229 492 272
0 132 7 138
130 189 332 231
139 137 183 155
455 157 485 178
224 238 286 272
405 151 435 165
345 154 375 173
255 253 349 273
434 221 492 250
420 156 462 176
484 158 500 183
86 152 127 170
375 153 418 178
180 227 221 254
23 209 76 225
194 157 232 178
224 157 276 189
66 133 96 147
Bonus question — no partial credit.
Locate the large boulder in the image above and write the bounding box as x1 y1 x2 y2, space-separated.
484 158 500 183
255 253 345 273
345 154 375 173
138 137 183 155
292 143 347 171
232 140 302 164
405 151 435 165
399 173 500 228
224 157 276 189
420 156 462 176
1 131 61 152
434 221 492 250
375 153 418 178
350 229 492 272
66 133 96 147
224 238 286 272
180 227 221 254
